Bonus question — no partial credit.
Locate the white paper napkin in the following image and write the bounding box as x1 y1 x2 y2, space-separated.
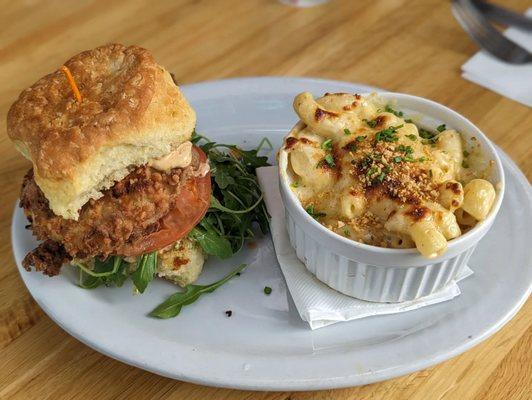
461 8 532 107
256 166 473 329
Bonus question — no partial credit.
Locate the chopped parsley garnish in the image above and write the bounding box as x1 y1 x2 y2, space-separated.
264 286 272 295
324 154 335 167
436 124 447 132
306 205 326 219
344 128 352 135
366 166 378 177
356 135 367 142
419 128 439 144
343 142 357 152
361 155 373 168
321 138 333 151
385 105 404 117
403 155 426 163
393 156 403 163
406 134 417 141
343 228 350 237
375 125 403 143
363 119 378 128
377 172 386 182
404 118 413 123
290 181 300 188
396 144 414 155
463 150 470 157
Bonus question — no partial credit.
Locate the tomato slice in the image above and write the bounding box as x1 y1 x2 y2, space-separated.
118 146 211 257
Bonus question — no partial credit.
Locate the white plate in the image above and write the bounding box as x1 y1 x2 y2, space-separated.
12 77 532 391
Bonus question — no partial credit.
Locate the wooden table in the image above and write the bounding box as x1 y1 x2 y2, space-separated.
1 0 530 399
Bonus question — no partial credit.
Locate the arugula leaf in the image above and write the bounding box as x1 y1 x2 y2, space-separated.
190 133 271 258
213 164 236 189
76 256 131 289
189 225 233 259
132 252 157 293
149 263 247 318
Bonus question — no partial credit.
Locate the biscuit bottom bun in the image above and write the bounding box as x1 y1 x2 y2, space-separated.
8 44 211 284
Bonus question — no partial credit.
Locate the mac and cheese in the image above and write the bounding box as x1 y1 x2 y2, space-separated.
283 92 497 258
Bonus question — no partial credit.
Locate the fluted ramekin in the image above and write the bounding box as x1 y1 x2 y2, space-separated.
278 92 505 302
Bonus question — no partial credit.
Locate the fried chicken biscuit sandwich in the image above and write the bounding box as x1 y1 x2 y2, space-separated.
8 44 211 286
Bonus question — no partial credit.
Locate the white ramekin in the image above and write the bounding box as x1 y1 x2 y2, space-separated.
278 92 505 303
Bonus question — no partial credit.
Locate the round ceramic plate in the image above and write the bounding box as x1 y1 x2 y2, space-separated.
12 77 532 391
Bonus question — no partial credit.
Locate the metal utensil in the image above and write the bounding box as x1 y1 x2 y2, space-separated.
472 0 532 32
452 0 532 64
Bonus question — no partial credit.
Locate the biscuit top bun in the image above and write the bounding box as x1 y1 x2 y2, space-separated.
7 44 196 220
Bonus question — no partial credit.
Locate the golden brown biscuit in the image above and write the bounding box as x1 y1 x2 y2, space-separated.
7 44 196 220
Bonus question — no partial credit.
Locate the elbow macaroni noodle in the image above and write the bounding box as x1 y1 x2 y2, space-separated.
283 92 497 258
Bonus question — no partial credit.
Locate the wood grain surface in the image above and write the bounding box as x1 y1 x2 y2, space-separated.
0 0 530 399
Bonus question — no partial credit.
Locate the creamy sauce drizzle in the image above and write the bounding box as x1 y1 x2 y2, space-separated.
149 141 193 172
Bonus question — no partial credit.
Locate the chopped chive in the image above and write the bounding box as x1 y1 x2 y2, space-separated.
356 135 367 142
343 142 357 152
290 181 300 188
406 134 417 141
393 156 403 163
264 286 272 295
363 119 378 128
375 125 403 143
405 118 413 123
324 154 335 167
306 205 326 219
385 105 404 117
463 150 470 157
396 144 413 154
321 139 333 151
436 124 447 132
344 128 352 135
343 228 350 237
